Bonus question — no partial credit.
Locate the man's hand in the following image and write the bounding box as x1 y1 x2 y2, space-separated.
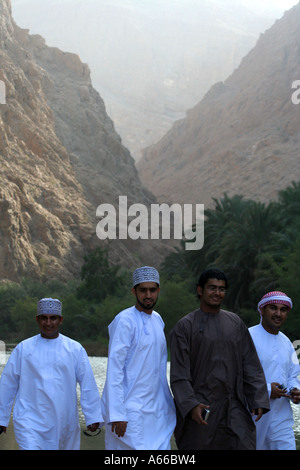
270 383 290 399
290 388 300 404
252 408 264 422
190 404 210 425
111 421 128 437
87 422 99 432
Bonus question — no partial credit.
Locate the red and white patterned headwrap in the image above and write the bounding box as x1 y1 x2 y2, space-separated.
258 291 293 314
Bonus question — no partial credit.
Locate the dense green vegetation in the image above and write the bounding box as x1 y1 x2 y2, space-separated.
162 181 300 341
1 181 300 352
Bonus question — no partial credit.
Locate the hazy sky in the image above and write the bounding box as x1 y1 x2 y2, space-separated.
11 0 300 9
263 0 298 7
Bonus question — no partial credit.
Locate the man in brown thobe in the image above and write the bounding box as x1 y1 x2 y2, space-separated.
170 268 270 450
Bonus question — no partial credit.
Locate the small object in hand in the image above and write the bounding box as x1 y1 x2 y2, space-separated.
278 384 287 391
201 408 210 422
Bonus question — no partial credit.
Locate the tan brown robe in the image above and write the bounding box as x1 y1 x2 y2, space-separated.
170 308 270 450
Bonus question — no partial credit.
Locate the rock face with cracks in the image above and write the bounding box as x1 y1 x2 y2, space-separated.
0 0 169 282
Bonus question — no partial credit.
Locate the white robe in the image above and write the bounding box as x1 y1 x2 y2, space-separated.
101 306 176 450
249 324 300 450
0 334 102 450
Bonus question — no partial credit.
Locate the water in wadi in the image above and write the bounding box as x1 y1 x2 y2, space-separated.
0 356 299 450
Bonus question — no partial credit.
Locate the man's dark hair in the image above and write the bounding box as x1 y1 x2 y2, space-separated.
197 268 228 290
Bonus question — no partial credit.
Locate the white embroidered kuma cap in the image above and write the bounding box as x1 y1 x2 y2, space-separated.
37 298 62 316
132 266 160 287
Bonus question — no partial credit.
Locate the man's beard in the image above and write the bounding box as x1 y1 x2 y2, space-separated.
136 296 157 311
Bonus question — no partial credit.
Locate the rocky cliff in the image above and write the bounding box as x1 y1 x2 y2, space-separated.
12 0 281 161
0 0 167 282
137 3 300 207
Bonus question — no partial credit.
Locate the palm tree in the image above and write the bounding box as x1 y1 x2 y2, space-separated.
185 194 252 276
167 183 300 316
215 200 283 311
185 195 285 312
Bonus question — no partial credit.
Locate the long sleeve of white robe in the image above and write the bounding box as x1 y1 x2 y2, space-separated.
0 334 103 450
101 306 176 450
249 324 300 450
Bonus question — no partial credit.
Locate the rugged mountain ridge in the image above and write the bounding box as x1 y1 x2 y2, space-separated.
137 3 300 207
12 0 282 161
0 0 166 282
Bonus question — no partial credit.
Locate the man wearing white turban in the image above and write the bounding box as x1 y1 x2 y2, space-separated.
100 266 176 450
249 291 300 450
0 298 102 450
